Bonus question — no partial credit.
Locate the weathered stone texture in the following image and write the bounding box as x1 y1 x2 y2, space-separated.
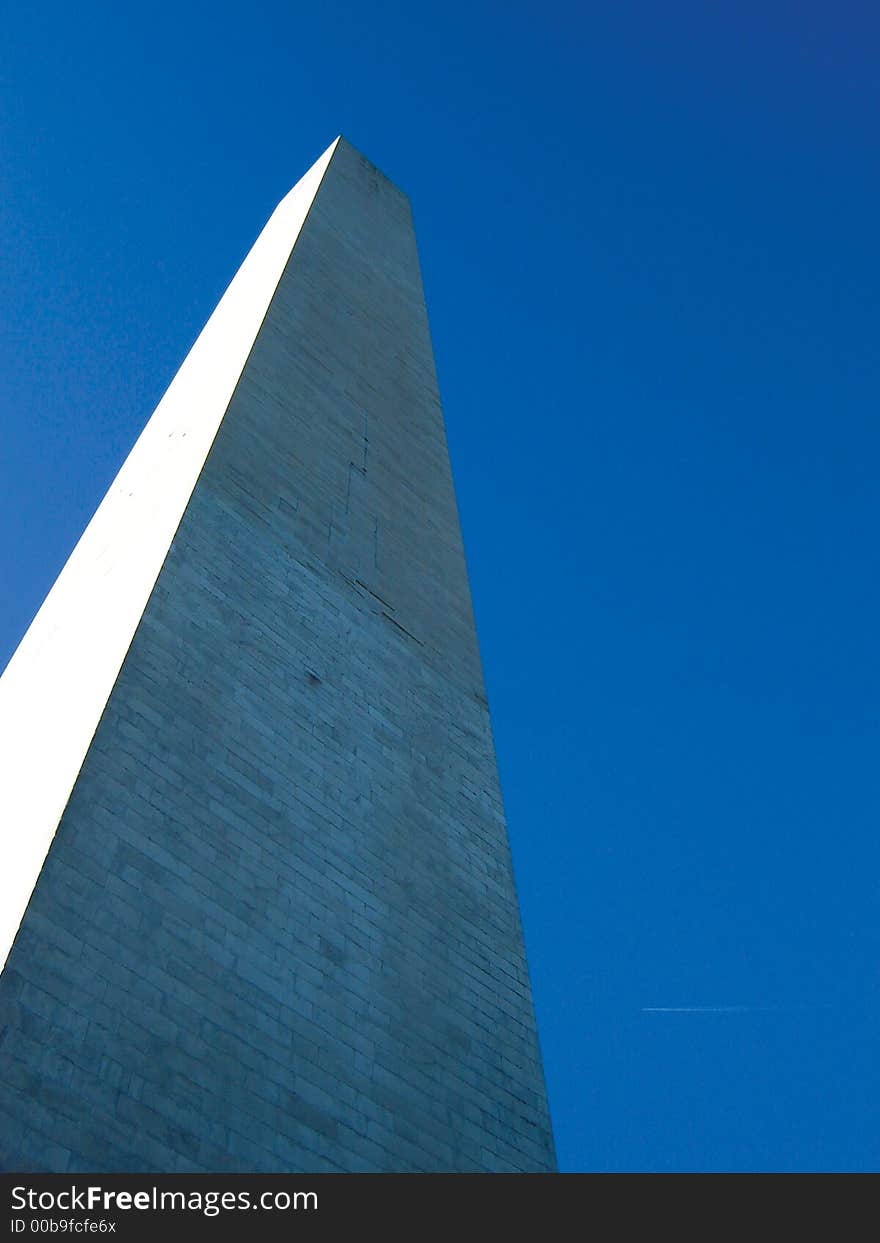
0 139 555 1172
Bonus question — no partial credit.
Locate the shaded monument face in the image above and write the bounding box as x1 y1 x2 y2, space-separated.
0 138 556 1172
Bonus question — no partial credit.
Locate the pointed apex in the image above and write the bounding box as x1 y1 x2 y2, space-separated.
320 137 409 205
279 135 340 205
320 134 343 161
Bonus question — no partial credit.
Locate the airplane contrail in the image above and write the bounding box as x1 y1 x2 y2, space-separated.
642 1005 778 1013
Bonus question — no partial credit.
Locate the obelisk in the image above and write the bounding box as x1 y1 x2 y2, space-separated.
0 138 556 1172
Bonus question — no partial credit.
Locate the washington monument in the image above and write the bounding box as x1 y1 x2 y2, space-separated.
0 138 555 1172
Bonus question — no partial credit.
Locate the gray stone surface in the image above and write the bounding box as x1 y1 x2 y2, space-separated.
0 139 556 1172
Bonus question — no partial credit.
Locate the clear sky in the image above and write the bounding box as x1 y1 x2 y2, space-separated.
2 1 879 1172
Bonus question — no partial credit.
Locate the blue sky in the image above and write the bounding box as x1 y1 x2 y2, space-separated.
2 1 879 1171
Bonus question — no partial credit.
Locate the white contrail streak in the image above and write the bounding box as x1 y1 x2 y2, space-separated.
642 1006 777 1013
